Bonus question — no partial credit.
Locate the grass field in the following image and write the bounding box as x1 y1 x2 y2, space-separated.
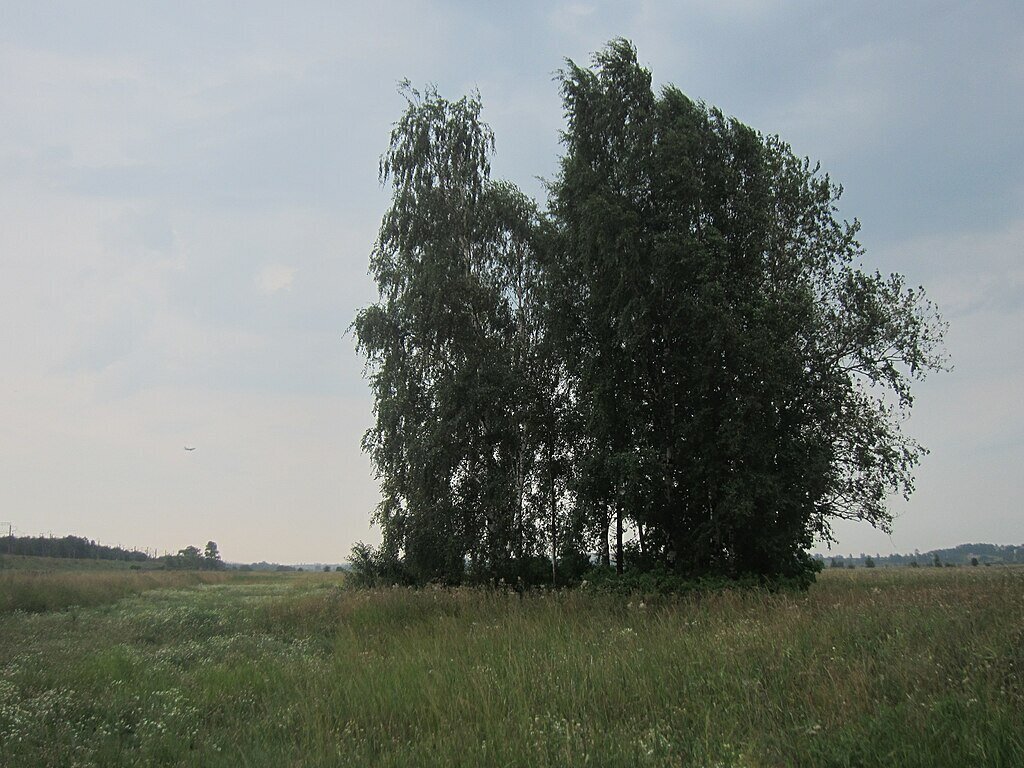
0 565 1021 766
0 554 167 572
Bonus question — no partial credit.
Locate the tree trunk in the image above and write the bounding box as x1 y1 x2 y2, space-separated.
600 512 610 567
549 449 557 587
515 434 525 563
615 502 623 575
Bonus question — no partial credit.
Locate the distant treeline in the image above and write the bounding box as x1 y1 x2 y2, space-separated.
228 561 296 572
228 561 285 572
1 535 228 571
1 535 148 562
228 562 346 572
817 543 1024 568
158 542 224 571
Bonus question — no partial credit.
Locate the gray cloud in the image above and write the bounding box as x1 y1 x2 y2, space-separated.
1 0 1020 561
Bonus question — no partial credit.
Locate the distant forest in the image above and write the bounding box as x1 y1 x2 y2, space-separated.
2 533 1020 571
0 535 224 570
1 534 147 562
815 543 1024 568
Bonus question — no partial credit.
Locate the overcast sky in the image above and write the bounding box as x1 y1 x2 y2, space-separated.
1 1 1021 563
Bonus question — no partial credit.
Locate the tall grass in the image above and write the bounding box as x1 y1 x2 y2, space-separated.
1 567 1021 766
0 570 248 613
0 554 164 572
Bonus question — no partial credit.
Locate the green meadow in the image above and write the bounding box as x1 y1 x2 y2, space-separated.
0 563 1021 767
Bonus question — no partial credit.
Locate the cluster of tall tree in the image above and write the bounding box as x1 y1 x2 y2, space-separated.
159 542 224 571
352 41 947 587
1 535 148 562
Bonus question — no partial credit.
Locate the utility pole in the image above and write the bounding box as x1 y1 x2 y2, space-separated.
1 522 13 555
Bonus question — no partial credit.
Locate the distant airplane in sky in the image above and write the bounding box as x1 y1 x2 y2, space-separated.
184 446 196 451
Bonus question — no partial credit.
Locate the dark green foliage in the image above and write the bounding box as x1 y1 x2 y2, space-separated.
353 83 565 586
583 559 820 595
203 541 222 567
347 541 411 587
547 40 946 583
1 534 148 562
160 543 225 571
353 41 947 589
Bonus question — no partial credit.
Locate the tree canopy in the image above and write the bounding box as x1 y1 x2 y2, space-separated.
352 40 947 587
353 84 556 584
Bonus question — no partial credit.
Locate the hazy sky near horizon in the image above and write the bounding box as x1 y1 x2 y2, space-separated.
1 1 1021 563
